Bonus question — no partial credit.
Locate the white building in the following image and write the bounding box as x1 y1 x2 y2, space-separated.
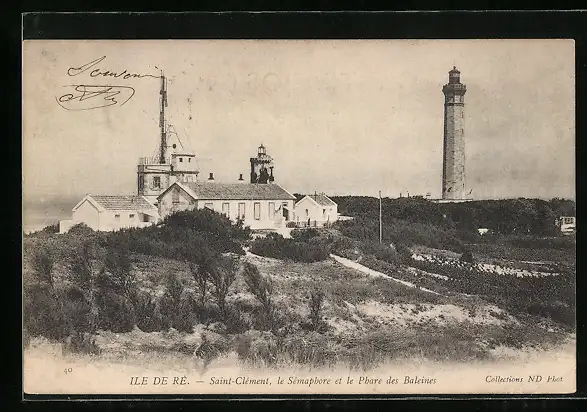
157 181 296 230
555 216 576 235
59 195 160 233
294 193 338 227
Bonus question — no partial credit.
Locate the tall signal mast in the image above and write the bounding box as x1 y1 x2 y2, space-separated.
159 72 168 164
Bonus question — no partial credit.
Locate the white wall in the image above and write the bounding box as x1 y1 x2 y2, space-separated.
294 197 338 226
158 186 295 230
72 200 100 230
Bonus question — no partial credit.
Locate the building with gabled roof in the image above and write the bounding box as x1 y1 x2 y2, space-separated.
59 194 160 233
157 181 297 230
294 193 338 227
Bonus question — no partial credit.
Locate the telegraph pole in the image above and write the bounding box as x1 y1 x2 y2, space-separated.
379 190 382 244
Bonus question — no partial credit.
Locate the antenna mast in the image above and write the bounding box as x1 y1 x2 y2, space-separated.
159 71 168 164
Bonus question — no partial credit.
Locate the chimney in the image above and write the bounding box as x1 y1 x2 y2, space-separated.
208 172 214 181
238 173 244 181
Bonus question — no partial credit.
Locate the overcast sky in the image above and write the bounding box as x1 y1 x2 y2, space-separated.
23 39 575 206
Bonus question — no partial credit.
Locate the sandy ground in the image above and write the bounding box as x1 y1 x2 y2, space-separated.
355 301 519 328
23 337 576 395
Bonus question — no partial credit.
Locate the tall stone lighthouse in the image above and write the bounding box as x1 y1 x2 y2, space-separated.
442 66 467 200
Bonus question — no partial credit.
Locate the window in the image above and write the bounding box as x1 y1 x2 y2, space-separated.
179 157 183 162
269 202 275 218
305 209 309 217
254 202 261 220
323 209 326 216
143 215 150 223
222 202 230 217
172 189 180 204
204 203 214 210
153 176 161 189
564 217 574 224
114 214 120 220
129 214 135 219
188 158 191 162
238 202 246 219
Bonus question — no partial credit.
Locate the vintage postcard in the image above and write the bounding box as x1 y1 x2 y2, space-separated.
22 39 576 395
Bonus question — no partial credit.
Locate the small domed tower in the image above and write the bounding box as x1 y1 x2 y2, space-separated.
250 144 275 184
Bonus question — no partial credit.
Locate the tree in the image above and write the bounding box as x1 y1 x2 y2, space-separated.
208 256 239 322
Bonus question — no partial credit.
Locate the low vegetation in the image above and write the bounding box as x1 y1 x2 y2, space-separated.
23 199 575 370
249 230 330 262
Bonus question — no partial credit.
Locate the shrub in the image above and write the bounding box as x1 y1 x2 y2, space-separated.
208 256 239 323
68 223 94 236
286 221 297 228
68 241 94 291
61 285 96 334
164 208 251 242
95 289 136 333
23 283 66 340
159 273 194 332
460 250 475 264
250 234 330 263
134 291 164 332
243 262 277 332
290 228 320 242
62 331 101 355
308 289 327 332
359 241 400 265
32 248 55 289
191 253 216 308
103 246 137 301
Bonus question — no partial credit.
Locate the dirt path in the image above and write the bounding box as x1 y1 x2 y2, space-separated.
330 254 443 296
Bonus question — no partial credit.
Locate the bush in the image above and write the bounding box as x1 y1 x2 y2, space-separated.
159 273 194 333
286 221 297 228
61 285 96 334
134 291 165 332
250 234 330 263
243 262 278 332
95 290 136 333
164 208 251 242
208 256 239 323
68 223 94 236
23 283 67 340
460 250 475 264
68 241 95 291
307 289 327 333
32 248 55 289
62 331 101 355
290 228 320 242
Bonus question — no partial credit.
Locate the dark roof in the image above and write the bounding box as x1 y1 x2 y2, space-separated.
175 183 296 201
302 194 337 207
90 195 157 211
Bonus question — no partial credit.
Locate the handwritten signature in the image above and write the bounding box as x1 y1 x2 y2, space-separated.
67 56 158 80
56 85 136 111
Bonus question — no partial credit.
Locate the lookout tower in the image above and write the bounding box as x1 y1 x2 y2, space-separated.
250 144 275 184
442 66 467 200
137 72 199 205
